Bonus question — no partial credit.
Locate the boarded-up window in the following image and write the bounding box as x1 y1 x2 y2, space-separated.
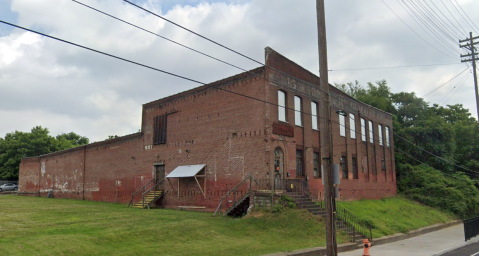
153 115 167 145
350 114 356 139
311 102 318 130
296 150 304 177
313 152 320 178
278 90 287 122
352 157 358 179
339 113 346 137
340 155 348 179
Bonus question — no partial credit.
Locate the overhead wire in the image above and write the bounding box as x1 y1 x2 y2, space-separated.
328 63 461 71
451 0 479 35
399 0 459 55
438 69 470 105
439 0 469 37
431 0 468 38
382 0 457 59
421 67 469 98
4 3 477 180
413 0 458 42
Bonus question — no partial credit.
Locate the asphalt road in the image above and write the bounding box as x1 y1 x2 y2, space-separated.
439 241 479 256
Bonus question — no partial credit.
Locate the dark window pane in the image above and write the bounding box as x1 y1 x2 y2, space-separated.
313 152 320 178
296 150 304 177
340 156 348 179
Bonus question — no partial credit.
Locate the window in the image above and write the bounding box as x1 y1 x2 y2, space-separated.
386 127 390 147
352 157 358 179
350 114 356 139
278 90 286 122
311 102 318 130
378 124 383 146
296 150 304 176
381 159 386 170
361 118 366 142
294 96 302 126
368 121 373 143
340 155 348 179
153 114 167 144
339 113 346 137
313 152 320 178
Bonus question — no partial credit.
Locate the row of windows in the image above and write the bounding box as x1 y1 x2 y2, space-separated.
278 91 318 130
339 113 390 147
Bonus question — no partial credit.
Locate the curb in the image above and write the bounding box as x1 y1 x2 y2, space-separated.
263 220 462 256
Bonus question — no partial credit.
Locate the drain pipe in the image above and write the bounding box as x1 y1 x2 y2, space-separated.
82 146 86 200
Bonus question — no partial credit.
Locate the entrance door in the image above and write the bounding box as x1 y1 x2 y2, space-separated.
274 147 284 190
154 165 165 191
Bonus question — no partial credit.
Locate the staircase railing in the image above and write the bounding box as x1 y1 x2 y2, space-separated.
335 204 373 242
128 179 154 207
142 179 165 210
214 173 259 216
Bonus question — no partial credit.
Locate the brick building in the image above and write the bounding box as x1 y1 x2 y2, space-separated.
19 47 396 211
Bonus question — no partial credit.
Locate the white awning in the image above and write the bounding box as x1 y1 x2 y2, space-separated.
166 164 206 178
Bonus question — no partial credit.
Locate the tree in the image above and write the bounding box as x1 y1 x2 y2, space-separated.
0 127 89 180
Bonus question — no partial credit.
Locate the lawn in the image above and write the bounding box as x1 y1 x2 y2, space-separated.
338 196 456 238
0 195 342 256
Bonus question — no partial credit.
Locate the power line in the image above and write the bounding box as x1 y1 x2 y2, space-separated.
3 19 475 183
451 0 479 35
438 69 470 105
439 0 468 37
448 0 479 36
421 67 469 98
431 0 468 38
381 0 457 59
328 63 461 71
399 0 459 55
413 0 459 43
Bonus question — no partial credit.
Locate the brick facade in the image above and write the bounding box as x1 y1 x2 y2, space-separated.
19 47 396 211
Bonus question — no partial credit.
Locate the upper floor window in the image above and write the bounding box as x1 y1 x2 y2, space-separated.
339 113 346 137
386 127 390 147
311 102 318 130
153 114 167 145
369 121 373 143
278 90 287 122
349 114 356 139
294 96 302 126
360 118 366 142
378 124 383 146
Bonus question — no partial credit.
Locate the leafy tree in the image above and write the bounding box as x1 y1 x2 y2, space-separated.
0 127 89 180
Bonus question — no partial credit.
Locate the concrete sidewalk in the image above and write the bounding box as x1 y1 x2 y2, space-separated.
339 223 478 256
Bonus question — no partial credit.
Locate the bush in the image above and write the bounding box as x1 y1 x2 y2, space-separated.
398 164 479 218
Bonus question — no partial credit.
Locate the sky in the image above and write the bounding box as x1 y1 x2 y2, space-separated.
0 0 478 142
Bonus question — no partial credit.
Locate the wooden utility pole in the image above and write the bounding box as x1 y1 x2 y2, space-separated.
316 1 337 255
460 32 479 120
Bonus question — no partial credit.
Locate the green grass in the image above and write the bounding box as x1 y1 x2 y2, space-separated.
0 196 346 256
338 196 456 238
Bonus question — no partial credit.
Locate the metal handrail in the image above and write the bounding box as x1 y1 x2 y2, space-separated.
335 204 373 242
142 179 165 210
214 173 259 216
128 179 154 207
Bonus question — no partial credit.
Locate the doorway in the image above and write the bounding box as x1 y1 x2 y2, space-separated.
274 147 284 190
154 164 165 191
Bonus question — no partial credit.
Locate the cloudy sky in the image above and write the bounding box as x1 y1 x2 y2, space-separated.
0 0 478 142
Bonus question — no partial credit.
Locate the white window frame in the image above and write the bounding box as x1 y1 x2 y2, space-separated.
386 127 390 147
294 96 302 126
361 118 366 142
369 121 373 143
349 114 356 139
339 113 346 137
378 124 383 146
278 90 286 122
311 102 318 130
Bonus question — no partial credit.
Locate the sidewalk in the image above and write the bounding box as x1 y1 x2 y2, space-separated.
339 223 478 256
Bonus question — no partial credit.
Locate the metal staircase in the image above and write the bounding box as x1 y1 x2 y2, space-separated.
214 174 259 216
128 179 165 209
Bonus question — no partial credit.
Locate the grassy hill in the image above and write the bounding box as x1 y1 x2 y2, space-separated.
0 195 455 255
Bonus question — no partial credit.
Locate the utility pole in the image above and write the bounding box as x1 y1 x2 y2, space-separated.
316 1 337 255
460 32 479 120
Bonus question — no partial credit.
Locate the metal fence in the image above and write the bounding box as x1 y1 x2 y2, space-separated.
464 215 479 241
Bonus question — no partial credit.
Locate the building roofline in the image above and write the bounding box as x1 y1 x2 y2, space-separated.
143 66 265 108
21 132 143 160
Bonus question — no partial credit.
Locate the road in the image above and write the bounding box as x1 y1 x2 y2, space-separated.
439 241 479 256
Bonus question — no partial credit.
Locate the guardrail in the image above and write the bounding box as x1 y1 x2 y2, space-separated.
464 215 479 241
214 174 259 216
128 179 154 207
335 204 373 242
